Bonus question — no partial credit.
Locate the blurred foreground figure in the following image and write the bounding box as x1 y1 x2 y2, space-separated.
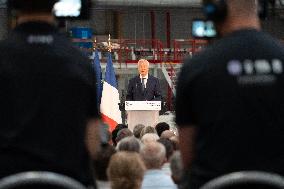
0 0 100 186
176 0 284 188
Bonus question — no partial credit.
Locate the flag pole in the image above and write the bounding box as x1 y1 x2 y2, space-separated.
93 37 97 51
108 34 112 52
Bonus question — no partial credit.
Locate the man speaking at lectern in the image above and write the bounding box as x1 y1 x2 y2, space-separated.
126 59 162 101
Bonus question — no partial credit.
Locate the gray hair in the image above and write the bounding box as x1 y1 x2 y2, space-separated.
116 136 141 153
140 126 157 138
160 130 176 139
137 59 150 67
141 133 159 145
140 142 166 169
133 124 145 138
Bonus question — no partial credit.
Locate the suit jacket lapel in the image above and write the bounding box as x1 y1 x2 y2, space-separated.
144 75 152 96
136 76 143 94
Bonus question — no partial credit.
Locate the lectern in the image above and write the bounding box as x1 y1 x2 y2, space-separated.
125 101 161 131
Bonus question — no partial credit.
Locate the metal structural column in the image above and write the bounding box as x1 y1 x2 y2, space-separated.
166 11 171 48
150 11 156 48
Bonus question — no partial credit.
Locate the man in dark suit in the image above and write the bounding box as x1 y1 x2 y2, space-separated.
126 59 161 101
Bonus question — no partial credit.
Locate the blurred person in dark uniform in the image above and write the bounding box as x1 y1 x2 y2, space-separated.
175 0 284 188
0 0 100 186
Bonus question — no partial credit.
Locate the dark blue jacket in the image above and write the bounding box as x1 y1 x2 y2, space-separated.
126 75 162 101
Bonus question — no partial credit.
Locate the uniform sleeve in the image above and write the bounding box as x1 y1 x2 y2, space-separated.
175 60 198 127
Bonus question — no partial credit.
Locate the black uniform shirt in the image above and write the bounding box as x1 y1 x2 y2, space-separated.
176 29 284 187
0 22 99 185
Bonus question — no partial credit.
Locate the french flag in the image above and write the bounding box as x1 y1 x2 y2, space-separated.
100 52 122 131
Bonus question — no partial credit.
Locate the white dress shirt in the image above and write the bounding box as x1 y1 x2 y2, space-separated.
140 74 148 88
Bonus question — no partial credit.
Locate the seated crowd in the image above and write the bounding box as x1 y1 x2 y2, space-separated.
92 122 182 189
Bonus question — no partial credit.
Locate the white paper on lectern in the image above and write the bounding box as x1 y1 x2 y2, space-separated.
125 101 161 110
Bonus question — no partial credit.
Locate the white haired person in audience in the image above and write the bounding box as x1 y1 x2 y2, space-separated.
160 130 176 139
140 142 177 189
116 136 141 153
140 126 157 138
141 133 159 145
107 151 146 189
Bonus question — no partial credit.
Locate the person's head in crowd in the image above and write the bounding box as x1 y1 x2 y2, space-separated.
138 59 149 77
107 151 146 189
133 124 145 138
155 122 170 137
161 130 176 139
141 133 159 145
115 128 133 144
170 151 183 184
111 124 127 146
93 144 116 181
116 136 141 153
157 138 174 162
140 142 166 169
203 0 260 37
140 126 157 138
169 135 179 151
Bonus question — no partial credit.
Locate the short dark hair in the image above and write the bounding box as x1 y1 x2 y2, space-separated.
8 0 58 12
116 128 133 144
111 124 128 146
155 122 170 137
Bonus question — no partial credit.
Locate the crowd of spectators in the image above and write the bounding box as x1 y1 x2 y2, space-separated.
92 122 182 189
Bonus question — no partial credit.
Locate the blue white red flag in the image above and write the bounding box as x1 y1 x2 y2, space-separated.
93 50 102 105
100 52 122 131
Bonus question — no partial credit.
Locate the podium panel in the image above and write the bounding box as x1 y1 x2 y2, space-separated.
125 101 161 131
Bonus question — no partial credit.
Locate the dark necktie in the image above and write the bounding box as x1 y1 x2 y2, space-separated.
142 78 146 92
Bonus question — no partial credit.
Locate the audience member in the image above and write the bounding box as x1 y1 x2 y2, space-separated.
160 130 176 139
140 142 177 189
169 136 179 151
169 151 183 185
115 128 133 144
93 144 116 189
141 133 159 145
107 152 146 189
157 138 174 175
133 124 146 138
116 136 141 153
111 124 127 146
140 126 157 138
155 122 170 137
